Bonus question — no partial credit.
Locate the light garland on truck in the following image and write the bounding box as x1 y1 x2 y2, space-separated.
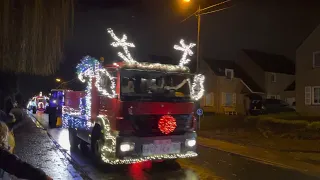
98 115 116 154
102 151 198 165
62 114 91 130
76 56 101 83
107 28 190 73
95 68 117 98
189 74 205 101
174 39 196 67
122 62 189 72
96 115 197 164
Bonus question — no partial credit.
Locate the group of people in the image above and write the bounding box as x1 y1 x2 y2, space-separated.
121 75 188 94
0 95 52 180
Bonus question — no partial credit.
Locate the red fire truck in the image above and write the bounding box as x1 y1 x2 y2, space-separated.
62 60 201 165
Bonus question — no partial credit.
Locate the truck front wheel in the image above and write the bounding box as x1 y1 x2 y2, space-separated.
91 125 103 164
69 128 80 151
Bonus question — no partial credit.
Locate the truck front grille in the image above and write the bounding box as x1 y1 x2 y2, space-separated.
130 114 193 136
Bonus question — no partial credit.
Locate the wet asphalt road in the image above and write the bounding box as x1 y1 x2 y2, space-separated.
29 112 320 180
13 113 83 179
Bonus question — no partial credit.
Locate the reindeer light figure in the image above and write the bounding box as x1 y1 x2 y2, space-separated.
174 39 196 67
174 39 204 101
107 28 136 63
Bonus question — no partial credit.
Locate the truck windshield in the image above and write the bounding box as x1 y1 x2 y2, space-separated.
120 69 191 102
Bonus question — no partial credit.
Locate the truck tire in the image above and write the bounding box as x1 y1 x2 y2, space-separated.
80 140 89 154
69 128 80 151
91 125 103 164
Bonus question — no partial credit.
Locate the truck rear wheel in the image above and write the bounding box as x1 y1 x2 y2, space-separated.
91 125 103 164
69 128 80 151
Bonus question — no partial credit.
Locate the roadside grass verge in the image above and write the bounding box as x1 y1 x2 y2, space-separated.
200 112 320 140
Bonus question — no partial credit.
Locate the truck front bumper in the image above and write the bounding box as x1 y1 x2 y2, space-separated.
100 131 198 165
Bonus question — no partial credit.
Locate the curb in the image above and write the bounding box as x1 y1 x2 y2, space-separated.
29 112 47 130
197 137 320 178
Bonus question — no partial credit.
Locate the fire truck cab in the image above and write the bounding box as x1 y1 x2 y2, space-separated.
63 61 199 164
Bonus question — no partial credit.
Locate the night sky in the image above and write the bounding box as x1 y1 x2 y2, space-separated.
19 0 320 98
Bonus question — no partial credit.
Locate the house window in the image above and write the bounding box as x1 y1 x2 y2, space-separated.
222 92 236 106
271 73 276 82
305 86 312 105
225 93 233 106
225 69 234 79
312 87 320 105
267 95 277 99
205 93 214 106
313 52 320 68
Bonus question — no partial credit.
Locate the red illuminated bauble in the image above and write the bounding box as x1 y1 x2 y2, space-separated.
158 115 177 135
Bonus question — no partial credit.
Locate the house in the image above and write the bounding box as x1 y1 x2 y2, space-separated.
236 49 295 103
296 24 320 115
200 59 263 115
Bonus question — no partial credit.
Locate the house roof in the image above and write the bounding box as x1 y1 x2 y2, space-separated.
204 59 264 93
242 49 295 75
297 23 320 51
284 81 295 91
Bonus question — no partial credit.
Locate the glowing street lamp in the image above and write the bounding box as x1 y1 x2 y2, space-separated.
56 78 61 82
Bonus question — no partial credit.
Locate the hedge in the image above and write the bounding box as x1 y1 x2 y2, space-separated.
201 113 320 139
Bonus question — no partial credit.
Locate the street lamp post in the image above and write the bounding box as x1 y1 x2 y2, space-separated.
182 0 233 72
55 78 77 89
196 4 201 72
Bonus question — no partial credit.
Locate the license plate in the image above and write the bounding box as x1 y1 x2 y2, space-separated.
142 140 181 156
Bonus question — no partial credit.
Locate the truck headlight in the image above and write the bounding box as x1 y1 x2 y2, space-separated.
120 142 135 152
185 139 196 147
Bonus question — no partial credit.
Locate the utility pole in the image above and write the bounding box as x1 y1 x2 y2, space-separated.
196 5 201 73
181 0 233 73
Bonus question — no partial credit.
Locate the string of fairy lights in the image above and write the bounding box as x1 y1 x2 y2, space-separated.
61 28 204 164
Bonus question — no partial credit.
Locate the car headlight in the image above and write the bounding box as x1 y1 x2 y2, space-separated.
120 142 135 152
185 139 196 147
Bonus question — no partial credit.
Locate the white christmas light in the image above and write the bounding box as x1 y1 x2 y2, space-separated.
107 28 136 63
95 68 117 98
174 39 196 67
123 62 190 72
96 115 197 165
189 74 205 101
62 106 81 116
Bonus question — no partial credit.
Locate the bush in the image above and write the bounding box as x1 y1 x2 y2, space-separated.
306 121 320 131
200 113 320 139
256 117 308 134
259 112 320 122
200 115 247 130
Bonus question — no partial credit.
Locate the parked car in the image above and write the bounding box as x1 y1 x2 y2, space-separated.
250 99 295 115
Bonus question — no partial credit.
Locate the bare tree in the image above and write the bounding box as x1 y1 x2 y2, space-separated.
0 0 74 76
